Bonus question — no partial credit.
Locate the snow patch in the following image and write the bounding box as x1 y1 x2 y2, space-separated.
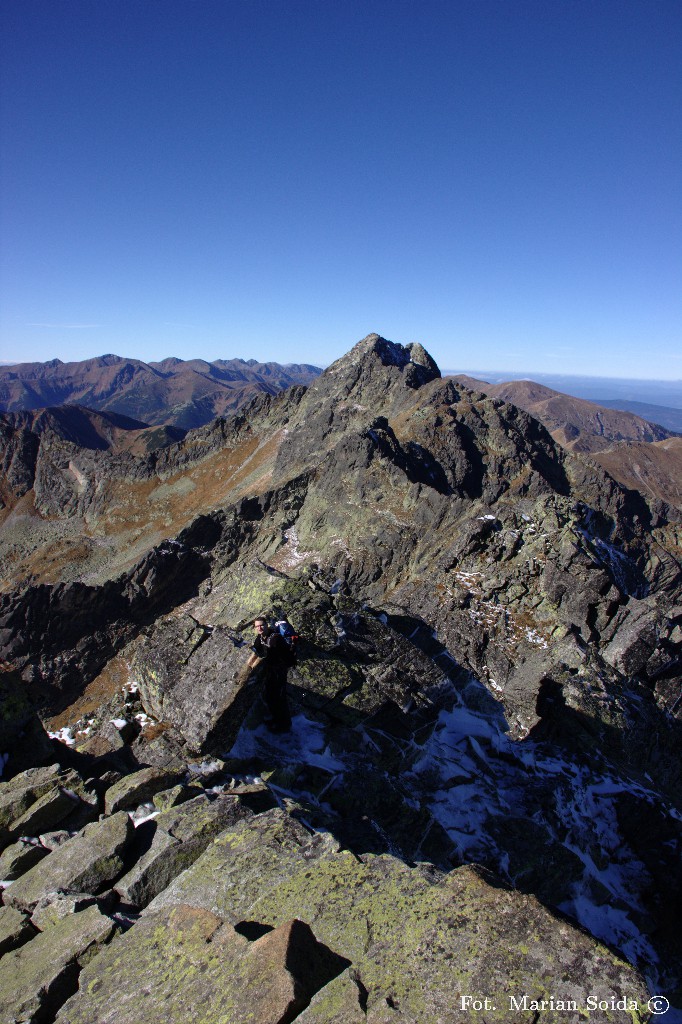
277 527 312 570
229 713 345 772
49 727 76 747
129 802 160 827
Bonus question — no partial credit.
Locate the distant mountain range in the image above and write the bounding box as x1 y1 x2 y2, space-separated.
0 354 322 430
595 399 682 434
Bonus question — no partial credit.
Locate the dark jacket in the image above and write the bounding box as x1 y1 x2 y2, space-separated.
253 628 292 668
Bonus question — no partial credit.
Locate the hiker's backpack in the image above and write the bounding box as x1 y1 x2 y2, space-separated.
274 619 299 665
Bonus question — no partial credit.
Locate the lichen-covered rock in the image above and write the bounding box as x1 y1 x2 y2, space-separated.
103 764 185 814
147 807 340 918
0 904 35 956
7 785 81 839
4 810 133 912
601 599 661 675
0 762 63 843
0 762 96 852
297 971 420 1023
113 826 181 908
133 616 259 754
58 905 348 1024
146 809 648 1023
114 793 255 908
0 836 49 880
0 903 116 1024
151 783 196 810
30 891 101 931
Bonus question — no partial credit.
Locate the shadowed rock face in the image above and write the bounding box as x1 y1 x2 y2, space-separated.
0 335 680 1018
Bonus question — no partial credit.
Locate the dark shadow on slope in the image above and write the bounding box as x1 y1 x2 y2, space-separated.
224 644 682 1007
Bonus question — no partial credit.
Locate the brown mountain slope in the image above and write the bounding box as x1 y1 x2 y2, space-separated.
452 375 674 453
0 354 321 429
594 436 682 509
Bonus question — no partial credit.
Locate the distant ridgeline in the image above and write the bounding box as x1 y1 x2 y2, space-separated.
0 354 322 431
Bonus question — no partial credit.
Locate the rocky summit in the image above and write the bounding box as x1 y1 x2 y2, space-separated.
0 333 680 1023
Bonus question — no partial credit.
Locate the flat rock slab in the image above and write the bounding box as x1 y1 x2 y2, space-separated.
153 792 250 844
147 804 340 917
114 794 254 908
0 764 95 849
0 904 35 956
148 808 649 1024
31 891 101 931
132 616 260 754
104 765 186 814
58 905 348 1024
4 810 133 912
0 837 50 880
0 903 116 1024
8 786 80 839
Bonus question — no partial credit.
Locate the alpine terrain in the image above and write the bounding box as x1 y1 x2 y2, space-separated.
0 334 680 1024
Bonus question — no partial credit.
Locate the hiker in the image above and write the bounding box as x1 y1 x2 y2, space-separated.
247 616 294 733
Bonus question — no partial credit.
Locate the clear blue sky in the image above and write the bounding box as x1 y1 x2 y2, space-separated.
1 0 680 378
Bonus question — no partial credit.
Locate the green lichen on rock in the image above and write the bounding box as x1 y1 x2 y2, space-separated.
104 764 185 814
144 809 648 1023
0 903 117 1024
5 810 134 912
58 906 348 1024
0 904 35 957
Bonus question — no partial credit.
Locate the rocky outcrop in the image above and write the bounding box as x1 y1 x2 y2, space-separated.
0 535 214 693
462 375 676 453
5 810 133 912
0 660 673 1021
132 617 259 755
0 762 96 849
58 906 350 1024
139 808 648 1024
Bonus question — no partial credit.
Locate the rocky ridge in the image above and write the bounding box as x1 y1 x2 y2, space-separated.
455 374 682 510
1 406 187 456
0 334 681 1021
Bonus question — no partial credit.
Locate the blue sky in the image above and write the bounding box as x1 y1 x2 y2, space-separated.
1 0 680 379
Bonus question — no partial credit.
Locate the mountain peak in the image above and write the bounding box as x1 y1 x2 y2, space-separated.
331 333 441 388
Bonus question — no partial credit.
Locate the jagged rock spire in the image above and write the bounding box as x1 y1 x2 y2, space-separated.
332 333 441 387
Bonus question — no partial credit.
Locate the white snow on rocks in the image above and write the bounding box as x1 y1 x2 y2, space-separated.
48 727 76 747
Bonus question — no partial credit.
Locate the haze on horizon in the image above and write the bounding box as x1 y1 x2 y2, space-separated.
1 1 680 382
